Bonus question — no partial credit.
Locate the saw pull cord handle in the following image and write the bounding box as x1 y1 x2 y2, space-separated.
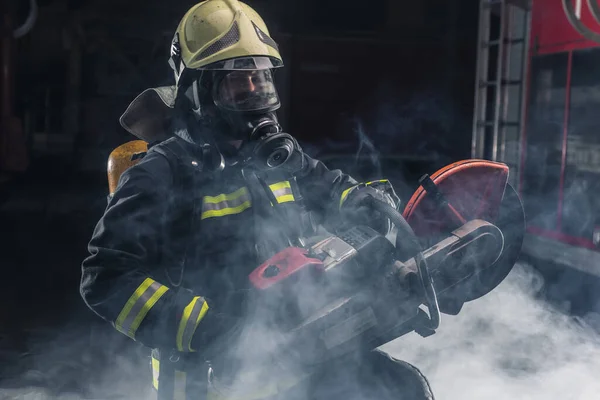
362 195 441 330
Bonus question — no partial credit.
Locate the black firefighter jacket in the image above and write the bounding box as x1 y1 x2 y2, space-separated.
79 134 398 358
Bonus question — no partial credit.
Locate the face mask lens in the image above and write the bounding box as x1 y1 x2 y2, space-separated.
267 147 289 168
251 133 295 170
214 69 280 112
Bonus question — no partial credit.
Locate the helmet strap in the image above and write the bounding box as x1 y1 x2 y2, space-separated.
191 79 203 119
168 33 182 78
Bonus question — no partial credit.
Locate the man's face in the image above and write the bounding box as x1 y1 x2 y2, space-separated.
214 69 280 112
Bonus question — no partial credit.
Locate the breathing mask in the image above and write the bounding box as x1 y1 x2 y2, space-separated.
212 67 296 170
183 58 297 171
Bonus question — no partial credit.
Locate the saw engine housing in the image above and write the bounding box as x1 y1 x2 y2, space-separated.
247 159 525 366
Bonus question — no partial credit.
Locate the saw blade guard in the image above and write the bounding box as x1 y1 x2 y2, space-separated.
402 159 526 311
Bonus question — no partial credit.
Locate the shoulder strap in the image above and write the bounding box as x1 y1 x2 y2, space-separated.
150 137 194 168
149 137 205 288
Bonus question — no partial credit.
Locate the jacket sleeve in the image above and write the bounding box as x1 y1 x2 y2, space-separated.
80 154 228 352
294 152 357 216
294 151 400 233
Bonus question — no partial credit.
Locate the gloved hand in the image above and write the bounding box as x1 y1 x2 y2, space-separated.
190 304 246 359
188 288 252 353
340 184 399 236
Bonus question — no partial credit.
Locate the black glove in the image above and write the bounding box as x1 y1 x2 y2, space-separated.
188 288 252 353
189 303 247 360
340 184 398 236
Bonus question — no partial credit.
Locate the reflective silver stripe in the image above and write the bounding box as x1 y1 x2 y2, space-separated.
268 181 295 204
272 186 293 199
177 297 208 352
202 193 249 211
176 297 209 352
115 278 169 339
201 187 252 219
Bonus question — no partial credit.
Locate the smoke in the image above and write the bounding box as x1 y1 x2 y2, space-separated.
305 104 600 400
382 262 600 400
4 262 600 399
2 85 599 400
0 321 152 400
354 119 383 179
312 89 456 165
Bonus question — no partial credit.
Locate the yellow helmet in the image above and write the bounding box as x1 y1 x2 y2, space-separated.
169 0 283 87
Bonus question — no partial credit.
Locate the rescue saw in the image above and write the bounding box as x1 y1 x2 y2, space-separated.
247 159 525 366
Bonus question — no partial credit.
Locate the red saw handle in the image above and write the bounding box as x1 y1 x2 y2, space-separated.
249 247 324 290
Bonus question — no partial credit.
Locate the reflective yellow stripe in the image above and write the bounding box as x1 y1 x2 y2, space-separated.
268 181 291 192
339 180 391 209
151 356 160 390
201 187 252 219
269 181 295 204
176 296 210 352
339 185 358 208
115 278 169 339
276 194 294 203
150 356 187 395
203 187 248 204
174 370 187 400
201 201 251 219
366 179 389 186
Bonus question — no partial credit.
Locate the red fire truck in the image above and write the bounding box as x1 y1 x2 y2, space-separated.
473 0 600 276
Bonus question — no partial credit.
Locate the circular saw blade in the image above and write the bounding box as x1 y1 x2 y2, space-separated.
442 183 526 305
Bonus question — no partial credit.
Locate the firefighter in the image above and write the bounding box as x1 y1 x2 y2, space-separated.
80 1 435 399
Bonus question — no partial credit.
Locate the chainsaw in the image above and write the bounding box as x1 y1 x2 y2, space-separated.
246 159 525 367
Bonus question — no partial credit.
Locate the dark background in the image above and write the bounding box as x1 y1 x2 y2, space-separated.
0 0 483 396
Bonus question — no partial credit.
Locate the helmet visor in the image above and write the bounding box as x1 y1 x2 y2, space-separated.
214 69 280 112
203 56 283 71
